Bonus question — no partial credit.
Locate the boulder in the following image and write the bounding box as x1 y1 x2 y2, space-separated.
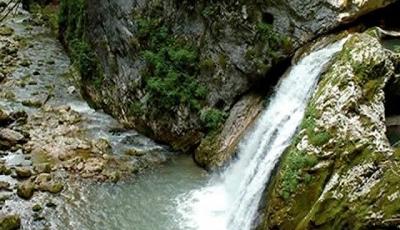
0 26 14 36
17 181 35 200
35 173 63 194
9 111 28 125
32 204 42 212
21 99 42 108
0 128 26 150
92 138 112 154
0 108 12 126
0 214 20 230
0 181 11 191
0 163 12 175
33 163 52 174
195 93 264 169
124 148 144 157
15 167 32 179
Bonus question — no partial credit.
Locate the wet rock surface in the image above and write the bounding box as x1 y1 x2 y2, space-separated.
262 30 400 229
60 0 397 168
194 93 265 169
0 5 173 229
0 214 21 230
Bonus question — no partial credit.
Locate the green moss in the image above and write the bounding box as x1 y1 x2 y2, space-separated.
309 131 331 146
0 26 14 36
280 149 318 200
200 108 226 131
218 54 228 69
199 58 215 72
31 3 59 34
256 23 281 47
128 101 144 116
363 79 382 101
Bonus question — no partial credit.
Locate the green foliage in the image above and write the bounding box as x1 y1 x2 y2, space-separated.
244 22 290 74
201 5 219 18
69 40 103 87
256 23 281 47
128 101 144 116
363 79 382 101
30 3 59 34
59 0 103 86
280 150 318 200
199 58 216 72
135 17 210 114
59 0 85 42
200 108 226 130
309 131 331 146
300 105 331 146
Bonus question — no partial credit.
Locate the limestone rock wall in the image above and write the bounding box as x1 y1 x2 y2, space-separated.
261 30 400 229
59 0 397 167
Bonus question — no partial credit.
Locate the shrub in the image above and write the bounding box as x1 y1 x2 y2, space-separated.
257 23 279 44
200 108 226 130
136 17 210 114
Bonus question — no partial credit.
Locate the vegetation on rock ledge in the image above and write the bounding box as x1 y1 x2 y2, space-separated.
59 0 103 87
129 13 226 131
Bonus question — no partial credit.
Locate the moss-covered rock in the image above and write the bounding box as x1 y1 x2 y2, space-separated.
0 26 14 36
0 214 21 230
261 31 400 229
17 181 35 200
195 93 264 169
15 167 32 179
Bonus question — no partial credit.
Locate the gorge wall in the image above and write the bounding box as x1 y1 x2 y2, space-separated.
58 0 397 169
58 0 400 229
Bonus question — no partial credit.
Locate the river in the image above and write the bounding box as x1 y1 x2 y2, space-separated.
0 6 347 230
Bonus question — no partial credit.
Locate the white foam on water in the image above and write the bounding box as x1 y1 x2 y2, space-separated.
176 38 348 230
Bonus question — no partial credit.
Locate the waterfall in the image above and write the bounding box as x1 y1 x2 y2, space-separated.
177 38 348 230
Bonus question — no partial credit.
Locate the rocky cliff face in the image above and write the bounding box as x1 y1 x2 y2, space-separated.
59 0 291 154
260 30 400 229
58 0 397 168
268 0 396 45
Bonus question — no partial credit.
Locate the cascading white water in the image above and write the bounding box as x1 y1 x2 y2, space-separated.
177 38 348 230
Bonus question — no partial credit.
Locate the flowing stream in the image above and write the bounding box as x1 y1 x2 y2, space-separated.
177 38 347 230
1 8 348 230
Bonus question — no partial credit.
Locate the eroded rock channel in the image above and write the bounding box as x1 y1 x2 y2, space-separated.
0 6 200 229
2 1 400 230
